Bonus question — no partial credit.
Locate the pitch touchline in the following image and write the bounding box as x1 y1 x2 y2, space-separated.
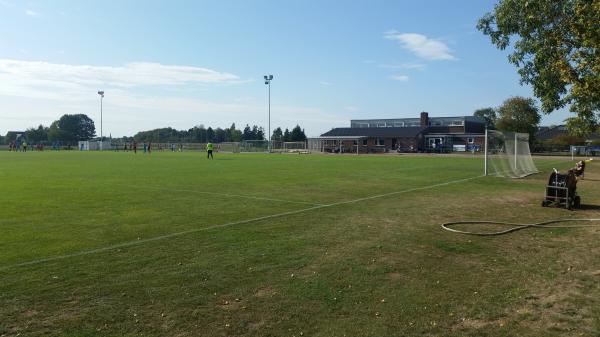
124 184 323 206
2 175 483 271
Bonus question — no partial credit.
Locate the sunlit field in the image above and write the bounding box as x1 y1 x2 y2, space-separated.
1 151 599 337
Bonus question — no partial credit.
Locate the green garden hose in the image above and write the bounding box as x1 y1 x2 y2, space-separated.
441 219 600 236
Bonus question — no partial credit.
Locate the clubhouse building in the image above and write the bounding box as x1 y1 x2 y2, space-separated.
309 112 486 153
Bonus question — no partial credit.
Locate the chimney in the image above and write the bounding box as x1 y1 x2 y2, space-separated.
420 111 429 127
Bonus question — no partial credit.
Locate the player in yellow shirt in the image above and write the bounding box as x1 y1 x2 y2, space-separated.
206 142 214 159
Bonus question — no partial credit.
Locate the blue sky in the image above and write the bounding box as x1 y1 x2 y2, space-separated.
0 0 572 137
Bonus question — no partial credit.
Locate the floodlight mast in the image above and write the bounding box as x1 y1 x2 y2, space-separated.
97 91 104 151
264 75 274 152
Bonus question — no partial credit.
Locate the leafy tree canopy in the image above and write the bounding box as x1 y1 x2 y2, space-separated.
25 125 49 143
47 114 95 144
478 0 599 129
271 127 284 142
290 125 307 142
495 96 541 141
473 107 497 129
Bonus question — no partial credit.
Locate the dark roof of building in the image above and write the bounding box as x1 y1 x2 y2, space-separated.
536 125 600 141
321 127 427 138
535 125 569 140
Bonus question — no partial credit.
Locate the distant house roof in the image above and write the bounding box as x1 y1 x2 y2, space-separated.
321 127 427 138
535 125 568 140
535 125 600 141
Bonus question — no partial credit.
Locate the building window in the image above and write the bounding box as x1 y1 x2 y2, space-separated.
376 138 385 146
362 139 368 146
353 140 357 145
467 137 474 144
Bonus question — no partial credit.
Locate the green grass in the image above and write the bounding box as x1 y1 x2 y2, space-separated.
1 151 600 336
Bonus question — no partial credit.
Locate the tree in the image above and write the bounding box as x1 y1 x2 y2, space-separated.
190 125 207 143
283 128 291 142
242 125 253 141
256 126 265 141
25 125 49 143
565 115 598 138
48 122 66 143
134 127 182 142
495 96 541 141
206 127 215 142
251 125 260 140
271 127 283 142
214 128 227 143
290 125 307 141
228 123 242 142
48 114 96 144
473 108 497 129
478 0 600 128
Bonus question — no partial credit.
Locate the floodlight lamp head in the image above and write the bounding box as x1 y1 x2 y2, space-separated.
269 75 273 80
265 81 269 85
264 75 268 80
98 90 104 97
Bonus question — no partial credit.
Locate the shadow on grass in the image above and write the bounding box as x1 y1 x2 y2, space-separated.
577 204 600 211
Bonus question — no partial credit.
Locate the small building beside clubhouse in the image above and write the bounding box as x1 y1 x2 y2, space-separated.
309 112 486 153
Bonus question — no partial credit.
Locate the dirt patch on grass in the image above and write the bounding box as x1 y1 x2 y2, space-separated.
454 317 507 330
22 309 38 318
255 287 277 298
388 272 402 281
247 319 266 331
510 284 595 335
216 296 245 311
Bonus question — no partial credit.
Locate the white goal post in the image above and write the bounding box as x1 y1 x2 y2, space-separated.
484 129 538 178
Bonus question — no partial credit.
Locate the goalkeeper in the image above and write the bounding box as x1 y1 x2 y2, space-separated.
206 142 214 159
574 158 593 180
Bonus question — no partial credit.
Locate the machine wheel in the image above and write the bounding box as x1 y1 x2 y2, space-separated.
574 196 581 209
567 198 574 210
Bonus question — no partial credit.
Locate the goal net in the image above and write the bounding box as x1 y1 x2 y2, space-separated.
217 142 240 153
241 140 270 152
485 130 538 178
271 141 307 153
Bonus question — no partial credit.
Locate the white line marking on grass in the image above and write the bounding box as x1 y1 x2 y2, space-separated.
1 175 483 271
125 185 323 206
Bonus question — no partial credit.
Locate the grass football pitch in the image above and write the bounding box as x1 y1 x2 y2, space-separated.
1 151 600 336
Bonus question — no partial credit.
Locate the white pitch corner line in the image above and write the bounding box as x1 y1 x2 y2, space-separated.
125 184 323 206
2 175 483 271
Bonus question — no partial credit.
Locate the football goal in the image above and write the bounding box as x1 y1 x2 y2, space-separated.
217 142 241 153
484 130 538 178
271 141 307 153
240 140 270 153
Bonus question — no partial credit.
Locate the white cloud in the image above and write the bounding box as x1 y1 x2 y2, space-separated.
0 59 344 137
384 31 456 61
319 81 332 86
0 59 243 100
25 9 40 16
344 106 359 112
389 75 409 81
